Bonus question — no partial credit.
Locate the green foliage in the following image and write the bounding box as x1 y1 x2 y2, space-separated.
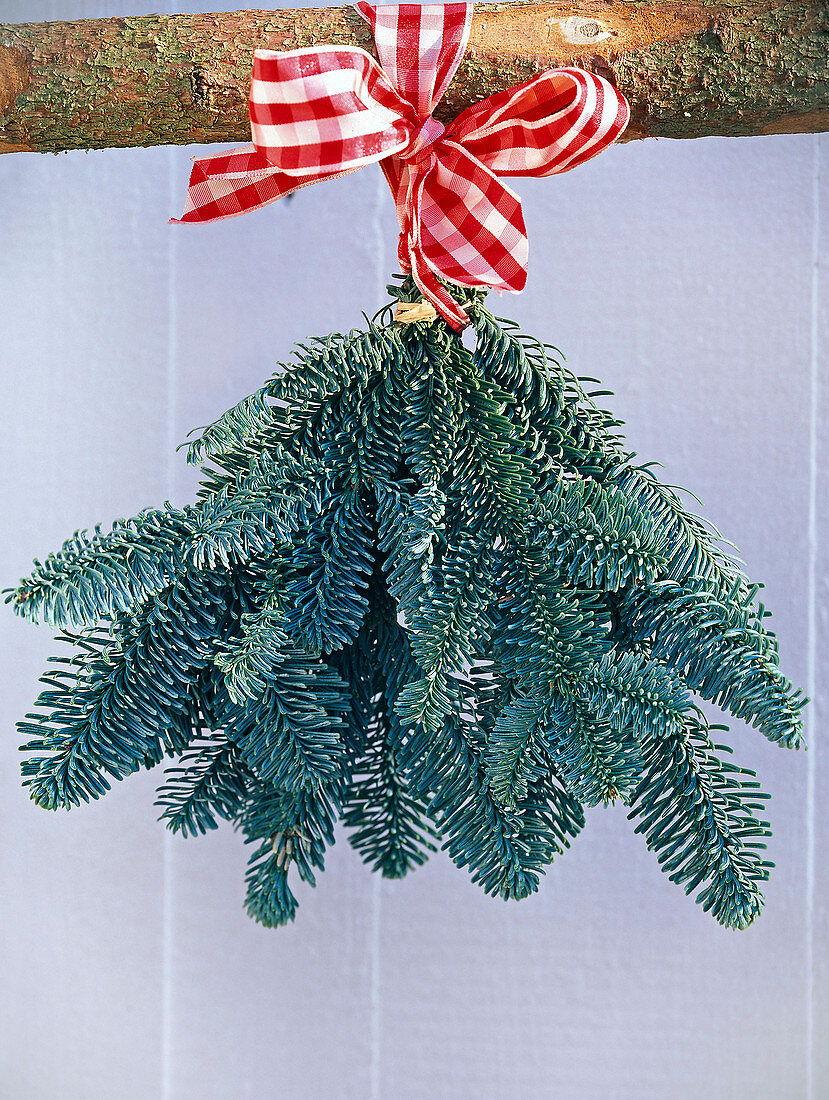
7 276 803 930
155 733 255 837
341 694 438 878
284 490 374 655
629 715 773 930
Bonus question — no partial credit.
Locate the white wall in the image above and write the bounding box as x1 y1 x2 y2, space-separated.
1 3 827 1097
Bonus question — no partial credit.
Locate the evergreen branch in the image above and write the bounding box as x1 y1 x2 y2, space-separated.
614 464 747 597
19 569 230 809
155 733 254 837
187 329 384 466
283 490 375 655
10 282 804 930
586 649 693 741
402 706 561 901
192 329 391 501
448 348 537 539
371 594 421 716
342 695 438 878
203 447 330 546
472 306 626 479
7 476 308 632
18 631 157 808
622 581 805 748
399 321 464 483
8 509 189 629
545 691 643 807
243 778 341 927
484 694 551 809
215 604 288 705
222 653 350 789
327 616 379 763
495 543 610 691
376 482 445 623
396 538 500 734
407 539 499 674
537 478 667 590
323 337 407 485
538 774 587 852
629 716 773 929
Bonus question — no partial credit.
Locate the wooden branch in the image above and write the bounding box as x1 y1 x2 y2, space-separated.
1 1 828 154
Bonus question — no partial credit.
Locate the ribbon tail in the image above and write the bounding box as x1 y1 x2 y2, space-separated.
410 147 529 299
173 145 357 225
170 146 287 224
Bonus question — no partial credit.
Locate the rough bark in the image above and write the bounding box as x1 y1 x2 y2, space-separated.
0 1 827 154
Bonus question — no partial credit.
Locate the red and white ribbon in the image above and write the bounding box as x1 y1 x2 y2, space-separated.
174 2 629 329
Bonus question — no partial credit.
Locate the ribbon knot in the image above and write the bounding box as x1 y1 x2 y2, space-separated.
174 2 630 330
399 116 447 164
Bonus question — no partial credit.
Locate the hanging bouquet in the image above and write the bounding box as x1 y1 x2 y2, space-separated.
8 3 803 931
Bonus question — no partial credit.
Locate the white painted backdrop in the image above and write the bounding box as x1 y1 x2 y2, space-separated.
1 2 826 1097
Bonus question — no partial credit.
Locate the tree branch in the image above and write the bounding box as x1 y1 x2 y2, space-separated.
1 2 827 154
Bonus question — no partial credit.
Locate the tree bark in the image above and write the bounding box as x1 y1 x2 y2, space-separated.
1 1 827 155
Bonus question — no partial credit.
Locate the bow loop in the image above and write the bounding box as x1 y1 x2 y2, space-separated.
249 45 411 177
447 67 629 178
174 3 630 330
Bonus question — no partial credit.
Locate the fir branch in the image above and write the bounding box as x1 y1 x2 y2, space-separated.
614 464 747 597
215 593 291 705
545 691 643 807
243 778 341 927
622 580 805 748
402 706 559 900
471 306 626 479
448 349 537 539
495 542 610 691
188 329 384 465
396 538 500 734
8 509 189 629
629 716 773 929
323 336 407 485
10 282 804 929
283 489 375 656
537 478 667 591
155 733 254 837
484 694 551 809
399 320 464 483
327 616 379 763
19 569 230 810
369 591 421 714
342 695 438 878
7 478 309 633
376 482 445 623
585 650 693 741
222 653 350 789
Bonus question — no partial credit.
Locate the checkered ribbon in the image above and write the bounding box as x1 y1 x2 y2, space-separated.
174 2 629 329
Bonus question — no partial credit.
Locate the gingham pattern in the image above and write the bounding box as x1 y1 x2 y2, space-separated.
174 3 629 329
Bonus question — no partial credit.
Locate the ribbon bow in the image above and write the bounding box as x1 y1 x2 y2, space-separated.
175 2 629 329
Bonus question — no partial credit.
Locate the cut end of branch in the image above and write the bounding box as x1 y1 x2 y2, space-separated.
0 44 30 115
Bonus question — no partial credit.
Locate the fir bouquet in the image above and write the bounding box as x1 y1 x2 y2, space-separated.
8 277 804 930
